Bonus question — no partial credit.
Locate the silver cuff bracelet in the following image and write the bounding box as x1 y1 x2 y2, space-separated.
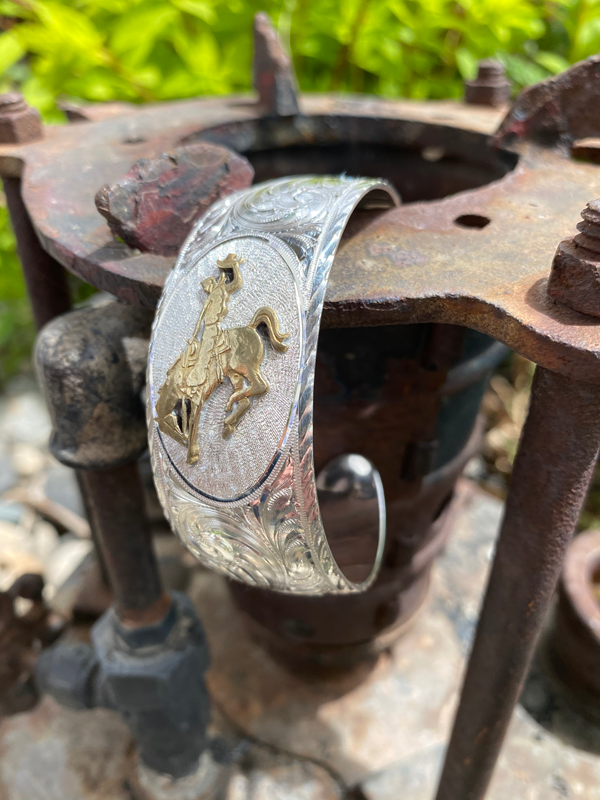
148 175 399 594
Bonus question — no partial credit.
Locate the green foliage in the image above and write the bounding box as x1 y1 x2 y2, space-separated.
0 0 598 380
0 0 596 110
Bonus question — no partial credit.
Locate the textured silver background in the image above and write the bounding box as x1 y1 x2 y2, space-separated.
149 237 302 501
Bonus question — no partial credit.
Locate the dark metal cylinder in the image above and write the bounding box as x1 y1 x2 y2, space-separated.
35 302 166 622
78 464 165 619
435 366 600 800
549 529 600 711
2 176 71 330
230 324 506 667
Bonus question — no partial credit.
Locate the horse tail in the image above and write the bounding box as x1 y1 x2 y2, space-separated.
249 306 289 352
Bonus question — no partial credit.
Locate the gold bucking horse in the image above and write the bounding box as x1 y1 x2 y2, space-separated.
155 253 289 465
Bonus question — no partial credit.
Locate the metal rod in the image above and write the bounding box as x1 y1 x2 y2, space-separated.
3 176 71 330
435 366 600 800
78 463 167 623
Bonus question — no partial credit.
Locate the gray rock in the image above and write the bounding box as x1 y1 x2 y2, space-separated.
0 452 17 494
2 485 600 800
361 745 443 800
0 387 51 449
226 747 342 799
134 750 228 800
44 465 85 518
0 500 25 524
0 697 132 800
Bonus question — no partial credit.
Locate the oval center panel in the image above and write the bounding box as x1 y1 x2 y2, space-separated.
149 236 303 502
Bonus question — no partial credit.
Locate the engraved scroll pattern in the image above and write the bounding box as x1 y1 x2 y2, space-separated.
150 177 392 594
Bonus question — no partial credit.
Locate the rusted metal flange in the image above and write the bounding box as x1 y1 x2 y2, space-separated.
0 573 65 716
3 59 600 385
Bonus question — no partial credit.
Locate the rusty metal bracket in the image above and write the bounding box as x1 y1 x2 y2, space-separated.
2 88 600 382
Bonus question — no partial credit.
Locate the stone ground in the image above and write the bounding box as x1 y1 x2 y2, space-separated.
1 376 600 799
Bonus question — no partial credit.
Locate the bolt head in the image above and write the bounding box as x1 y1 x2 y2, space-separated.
0 93 42 144
548 238 600 317
465 60 511 107
477 59 505 80
583 199 600 221
0 92 27 112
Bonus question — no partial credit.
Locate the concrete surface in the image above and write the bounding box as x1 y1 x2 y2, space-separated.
1 378 600 799
1 483 600 798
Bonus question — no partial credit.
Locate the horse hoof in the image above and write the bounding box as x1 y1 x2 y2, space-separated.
222 425 233 439
187 453 199 465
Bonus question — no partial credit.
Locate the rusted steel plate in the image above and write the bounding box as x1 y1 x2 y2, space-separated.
332 146 600 382
0 94 505 305
2 93 600 382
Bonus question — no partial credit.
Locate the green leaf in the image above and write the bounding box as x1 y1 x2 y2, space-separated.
575 17 600 59
33 1 106 53
455 47 478 79
0 1 32 19
110 3 179 57
535 50 569 73
172 0 216 23
0 30 25 76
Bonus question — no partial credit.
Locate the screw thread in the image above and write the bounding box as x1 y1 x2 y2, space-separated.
0 92 27 116
476 60 505 82
575 200 600 253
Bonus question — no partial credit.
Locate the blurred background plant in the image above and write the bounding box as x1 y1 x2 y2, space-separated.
1 0 599 517
2 0 598 112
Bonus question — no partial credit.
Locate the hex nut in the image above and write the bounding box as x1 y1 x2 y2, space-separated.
0 93 42 144
548 199 600 317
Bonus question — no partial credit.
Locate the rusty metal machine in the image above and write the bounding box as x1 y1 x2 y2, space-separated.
3 14 600 800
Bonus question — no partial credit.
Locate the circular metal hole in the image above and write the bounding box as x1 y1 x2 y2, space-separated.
454 214 491 229
189 115 519 204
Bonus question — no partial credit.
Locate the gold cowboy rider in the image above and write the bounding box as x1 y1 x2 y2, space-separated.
177 253 244 407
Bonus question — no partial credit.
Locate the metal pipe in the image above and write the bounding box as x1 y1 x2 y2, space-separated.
442 341 509 395
78 464 167 623
35 301 164 621
435 366 600 800
2 176 71 331
0 93 71 329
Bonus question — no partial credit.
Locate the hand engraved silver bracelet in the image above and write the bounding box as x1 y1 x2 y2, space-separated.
148 175 399 595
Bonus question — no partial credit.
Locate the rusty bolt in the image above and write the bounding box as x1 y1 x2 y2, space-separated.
548 199 600 317
0 92 43 145
464 60 510 108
